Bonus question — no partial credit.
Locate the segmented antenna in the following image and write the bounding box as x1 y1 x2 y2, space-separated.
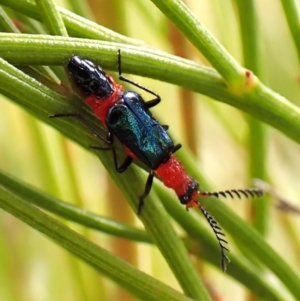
198 188 263 199
193 187 263 271
198 203 229 271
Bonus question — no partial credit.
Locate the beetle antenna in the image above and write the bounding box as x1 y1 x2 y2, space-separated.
198 188 263 199
195 202 229 271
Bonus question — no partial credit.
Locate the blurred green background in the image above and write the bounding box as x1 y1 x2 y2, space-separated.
0 0 300 301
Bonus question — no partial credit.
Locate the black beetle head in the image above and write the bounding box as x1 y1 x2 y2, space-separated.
67 56 114 99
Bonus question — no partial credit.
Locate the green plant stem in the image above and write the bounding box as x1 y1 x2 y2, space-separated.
0 50 298 299
234 0 268 236
0 0 142 44
102 164 212 300
0 34 299 146
35 0 68 36
0 2 298 300
0 187 195 301
173 149 300 301
280 0 300 64
149 0 245 88
184 238 285 301
0 168 152 243
0 164 286 300
0 7 61 82
154 179 286 301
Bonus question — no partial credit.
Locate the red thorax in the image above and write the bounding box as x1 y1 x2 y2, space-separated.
84 75 124 129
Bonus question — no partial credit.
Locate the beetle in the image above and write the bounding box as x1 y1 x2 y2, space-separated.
50 50 263 270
